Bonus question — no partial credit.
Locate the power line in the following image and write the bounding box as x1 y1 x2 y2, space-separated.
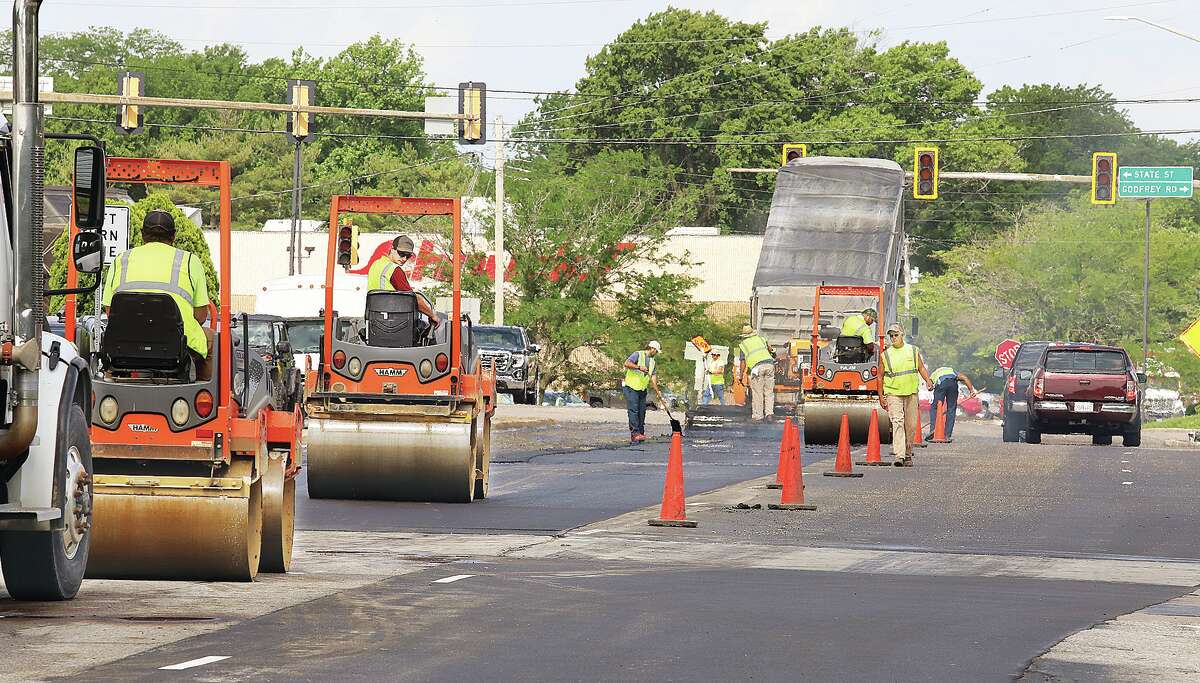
56 0 636 10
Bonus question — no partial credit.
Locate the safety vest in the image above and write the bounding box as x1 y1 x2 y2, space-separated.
367 256 400 291
840 314 872 344
883 344 921 395
623 350 655 391
707 359 726 386
107 242 207 356
931 366 957 384
739 334 772 369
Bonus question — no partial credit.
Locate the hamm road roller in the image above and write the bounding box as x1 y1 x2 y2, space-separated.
64 157 302 579
306 195 495 503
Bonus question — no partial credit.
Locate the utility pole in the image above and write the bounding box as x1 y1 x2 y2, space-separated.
903 236 910 314
289 140 302 276
494 114 505 326
1143 200 1151 370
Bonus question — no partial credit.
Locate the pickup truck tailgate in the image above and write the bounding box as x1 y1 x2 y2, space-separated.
1040 349 1130 401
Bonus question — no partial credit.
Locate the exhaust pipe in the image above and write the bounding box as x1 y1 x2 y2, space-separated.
0 0 45 461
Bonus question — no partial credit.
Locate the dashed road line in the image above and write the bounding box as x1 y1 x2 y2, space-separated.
1122 481 1134 486
159 656 229 671
432 574 476 584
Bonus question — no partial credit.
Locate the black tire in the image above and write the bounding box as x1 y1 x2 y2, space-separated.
1002 416 1020 443
510 390 526 405
1124 415 1142 447
0 405 92 601
523 389 537 405
1092 434 1113 446
1024 421 1042 444
589 398 604 408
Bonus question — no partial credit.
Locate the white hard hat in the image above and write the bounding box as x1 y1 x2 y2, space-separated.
647 340 662 352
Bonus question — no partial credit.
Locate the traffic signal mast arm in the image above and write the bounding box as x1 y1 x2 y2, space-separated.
0 90 472 123
729 167 1200 189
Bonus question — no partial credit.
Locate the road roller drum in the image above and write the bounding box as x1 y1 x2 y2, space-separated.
261 451 296 573
307 417 475 502
803 399 893 445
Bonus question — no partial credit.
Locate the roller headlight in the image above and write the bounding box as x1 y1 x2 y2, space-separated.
99 396 118 424
419 359 433 379
861 369 872 381
348 357 362 376
170 398 190 426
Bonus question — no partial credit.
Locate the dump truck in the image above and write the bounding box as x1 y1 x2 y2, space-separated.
65 157 303 580
747 156 905 443
305 195 495 502
0 0 108 600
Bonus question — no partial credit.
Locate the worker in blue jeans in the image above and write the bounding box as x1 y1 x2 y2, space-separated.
622 340 662 444
928 366 978 439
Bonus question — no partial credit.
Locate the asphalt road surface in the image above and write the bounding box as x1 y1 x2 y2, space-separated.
29 416 1200 682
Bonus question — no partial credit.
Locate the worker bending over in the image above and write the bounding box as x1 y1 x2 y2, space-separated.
928 366 978 440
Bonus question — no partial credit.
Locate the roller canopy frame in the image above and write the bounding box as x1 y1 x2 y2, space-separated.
809 284 885 403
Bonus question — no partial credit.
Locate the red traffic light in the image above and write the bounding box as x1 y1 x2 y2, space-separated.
913 147 938 200
1091 152 1117 205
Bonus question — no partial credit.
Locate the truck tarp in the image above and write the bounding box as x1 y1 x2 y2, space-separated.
751 156 905 349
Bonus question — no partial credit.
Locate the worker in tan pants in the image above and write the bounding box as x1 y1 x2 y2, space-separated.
879 323 932 466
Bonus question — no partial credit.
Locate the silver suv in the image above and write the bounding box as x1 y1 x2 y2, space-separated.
475 325 540 404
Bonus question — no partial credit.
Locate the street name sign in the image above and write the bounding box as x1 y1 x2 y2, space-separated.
1118 166 1194 199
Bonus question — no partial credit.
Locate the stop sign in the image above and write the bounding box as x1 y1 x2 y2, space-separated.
995 339 1020 369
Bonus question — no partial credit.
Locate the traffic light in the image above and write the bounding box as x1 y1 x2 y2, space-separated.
287 79 316 143
1091 152 1117 205
458 81 486 144
117 71 144 134
781 143 807 166
913 146 939 200
336 221 359 268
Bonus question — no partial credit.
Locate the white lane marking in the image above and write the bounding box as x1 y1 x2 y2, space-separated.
159 656 230 671
1122 481 1133 486
572 529 606 536
1121 460 1130 464
1121 469 1133 473
432 574 475 584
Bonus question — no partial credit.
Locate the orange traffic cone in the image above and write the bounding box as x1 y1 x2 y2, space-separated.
769 420 816 511
767 417 794 489
857 409 885 466
824 413 864 478
913 405 927 448
648 431 699 528
929 400 952 443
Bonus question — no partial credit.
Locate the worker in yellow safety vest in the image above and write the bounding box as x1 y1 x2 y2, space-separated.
927 366 978 440
702 350 726 405
880 322 933 466
841 307 877 355
737 325 776 422
366 234 440 335
623 340 663 443
103 209 215 380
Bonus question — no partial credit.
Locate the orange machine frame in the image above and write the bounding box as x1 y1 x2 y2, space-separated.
64 157 268 460
806 285 885 401
321 196 490 401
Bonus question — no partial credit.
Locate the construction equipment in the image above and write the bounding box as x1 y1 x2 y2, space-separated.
305 195 495 503
64 157 302 580
749 157 905 441
800 285 891 444
0 0 107 601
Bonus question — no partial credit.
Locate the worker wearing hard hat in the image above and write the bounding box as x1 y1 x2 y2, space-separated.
366 234 439 331
702 350 726 405
880 323 933 466
738 325 776 422
841 308 877 354
927 366 978 440
623 340 663 444
103 209 214 380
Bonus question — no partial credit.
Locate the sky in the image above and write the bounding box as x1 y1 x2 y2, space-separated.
35 0 1200 148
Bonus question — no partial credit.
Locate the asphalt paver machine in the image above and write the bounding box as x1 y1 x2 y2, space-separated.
306 195 495 503
65 157 302 579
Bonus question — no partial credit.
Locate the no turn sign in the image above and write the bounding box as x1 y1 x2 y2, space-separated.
995 339 1020 370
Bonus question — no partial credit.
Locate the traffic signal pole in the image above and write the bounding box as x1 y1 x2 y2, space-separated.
494 115 505 326
1144 199 1151 370
290 140 302 276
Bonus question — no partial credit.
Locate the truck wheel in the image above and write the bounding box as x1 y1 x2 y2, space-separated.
1024 421 1041 444
1092 434 1113 446
1124 417 1142 447
0 405 92 600
1002 416 1019 443
589 398 603 408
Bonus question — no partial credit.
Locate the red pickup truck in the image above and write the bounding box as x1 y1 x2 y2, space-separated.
1022 343 1144 447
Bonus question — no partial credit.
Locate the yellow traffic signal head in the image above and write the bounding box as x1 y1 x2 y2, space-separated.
1091 152 1117 204
336 221 359 268
781 143 807 166
913 147 938 200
